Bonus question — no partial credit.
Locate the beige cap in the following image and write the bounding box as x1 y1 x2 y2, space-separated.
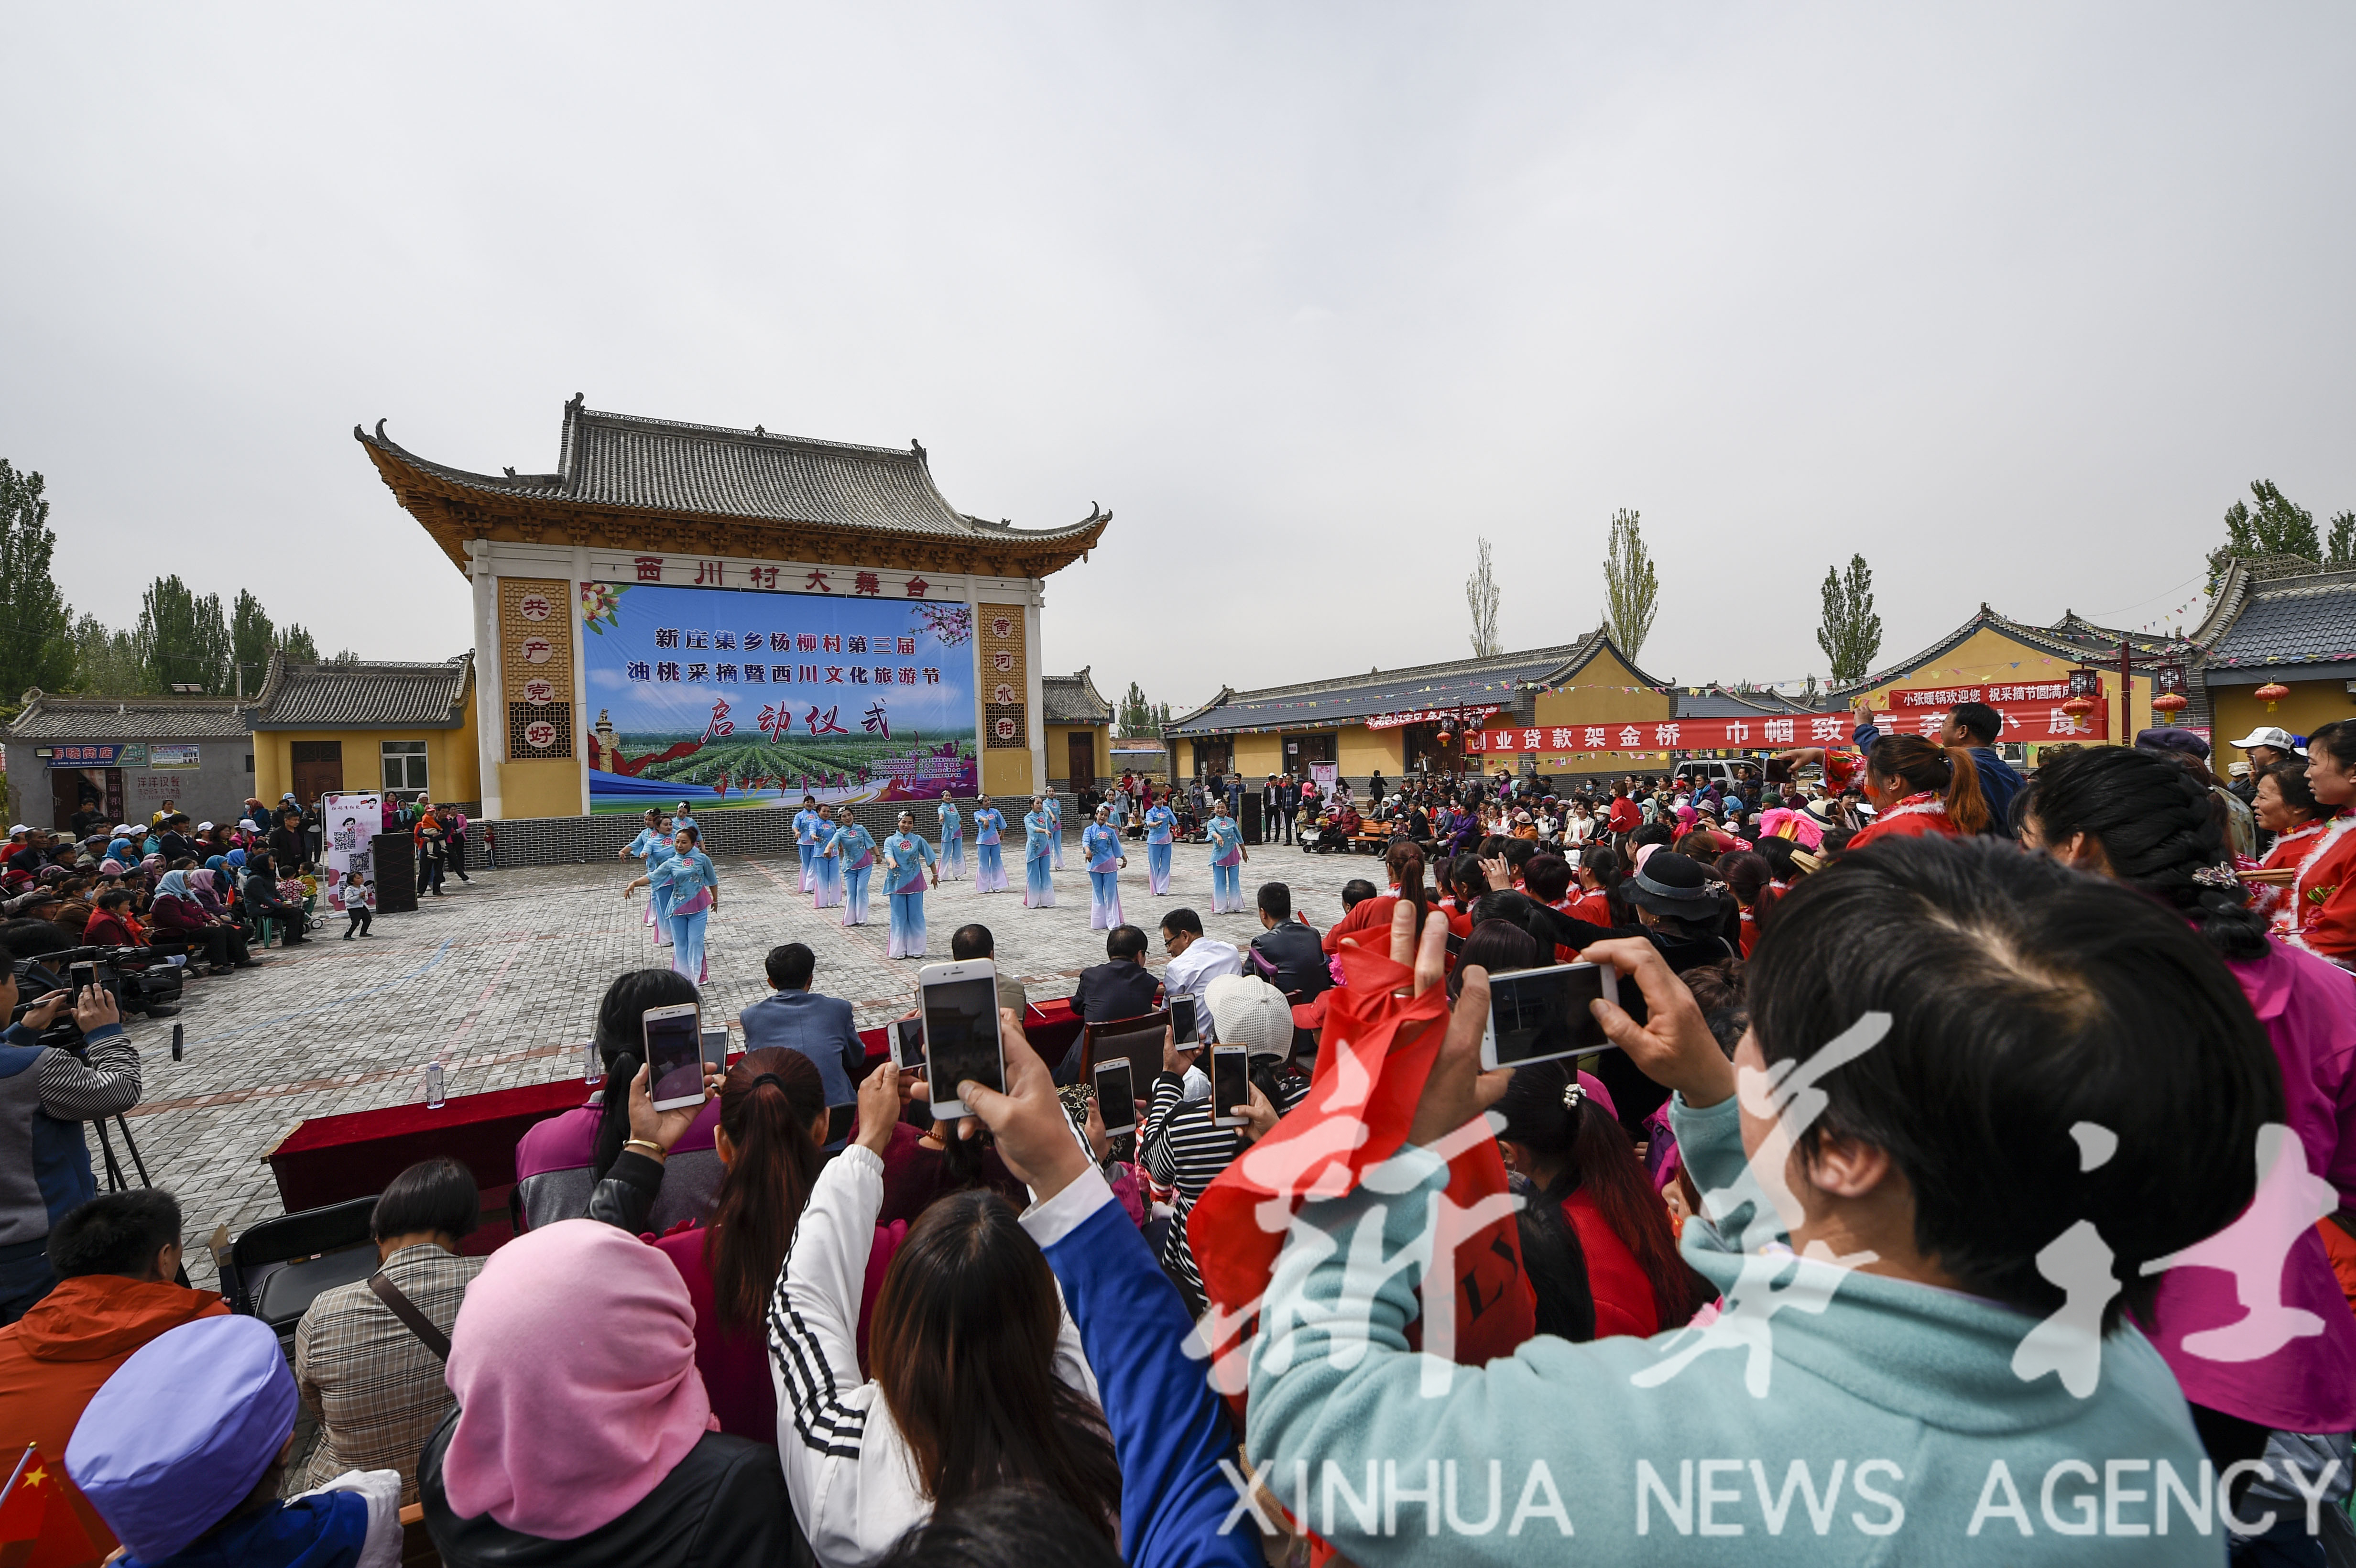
1205 973 1294 1059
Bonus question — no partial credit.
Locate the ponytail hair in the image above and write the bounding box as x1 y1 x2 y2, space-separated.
1386 838 1430 935
708 1047 826 1332
589 968 705 1182
1865 735 1990 835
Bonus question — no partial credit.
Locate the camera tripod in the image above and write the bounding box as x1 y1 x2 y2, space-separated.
88 1111 152 1192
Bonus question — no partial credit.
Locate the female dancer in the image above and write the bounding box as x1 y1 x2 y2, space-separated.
810 806 845 910
1045 786 1066 870
936 797 965 882
618 808 675 947
972 798 1008 893
882 810 938 959
1022 795 1058 908
1142 788 1177 896
627 823 718 982
792 795 828 893
828 806 878 927
1082 804 1126 931
1205 796 1247 914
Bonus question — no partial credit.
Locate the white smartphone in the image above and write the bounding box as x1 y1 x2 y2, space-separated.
1210 1044 1250 1129
643 1003 706 1111
1479 960 1620 1071
918 959 1004 1120
701 1025 730 1068
892 1016 926 1070
1093 1057 1137 1137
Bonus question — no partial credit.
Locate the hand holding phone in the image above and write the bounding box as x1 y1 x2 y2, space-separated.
893 1016 926 1070
1479 961 1619 1070
1092 1057 1137 1138
1210 1045 1250 1129
918 960 1005 1120
642 1003 706 1112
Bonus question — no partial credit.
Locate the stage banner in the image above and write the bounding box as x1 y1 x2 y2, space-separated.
579 581 977 812
321 791 382 912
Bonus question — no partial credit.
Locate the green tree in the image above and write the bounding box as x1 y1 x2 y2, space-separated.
1816 555 1883 687
229 589 275 696
1118 680 1155 735
137 575 231 692
2331 512 2356 567
282 623 318 663
1601 508 1658 661
0 461 81 701
67 613 146 694
2207 479 2322 592
1465 536 1502 658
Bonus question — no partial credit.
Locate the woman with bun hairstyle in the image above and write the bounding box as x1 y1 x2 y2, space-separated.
1843 733 1988 848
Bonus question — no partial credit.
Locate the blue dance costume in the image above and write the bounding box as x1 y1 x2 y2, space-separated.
1047 793 1065 870
1023 807 1058 907
973 806 1009 893
1143 804 1176 895
883 829 938 958
649 846 719 983
1206 812 1246 914
1083 820 1125 931
937 800 965 881
627 827 676 947
793 806 828 892
829 820 878 926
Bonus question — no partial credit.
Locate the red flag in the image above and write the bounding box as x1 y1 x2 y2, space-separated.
0 1444 103 1568
1188 939 1533 1403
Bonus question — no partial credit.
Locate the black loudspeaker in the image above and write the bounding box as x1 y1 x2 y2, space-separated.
1240 794 1264 845
371 833 418 914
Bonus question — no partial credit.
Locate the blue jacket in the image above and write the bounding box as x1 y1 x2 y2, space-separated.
1021 1167 1261 1568
738 991 864 1147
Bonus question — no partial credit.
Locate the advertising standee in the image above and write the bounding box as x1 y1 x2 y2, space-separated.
321 792 382 912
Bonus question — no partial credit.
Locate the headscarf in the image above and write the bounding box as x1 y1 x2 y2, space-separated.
105 837 132 864
98 859 127 878
155 870 193 902
225 848 247 869
441 1220 713 1539
204 854 226 873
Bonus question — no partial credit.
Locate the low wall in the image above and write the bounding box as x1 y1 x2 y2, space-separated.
477 797 1064 868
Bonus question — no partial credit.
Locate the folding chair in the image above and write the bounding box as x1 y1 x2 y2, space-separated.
1078 1008 1171 1163
222 1195 380 1339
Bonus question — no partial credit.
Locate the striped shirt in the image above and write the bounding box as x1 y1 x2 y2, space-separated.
1139 1067 1309 1312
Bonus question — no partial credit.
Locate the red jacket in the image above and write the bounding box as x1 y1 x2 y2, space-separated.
82 911 142 947
146 893 213 933
0 1275 228 1551
1606 799 1641 834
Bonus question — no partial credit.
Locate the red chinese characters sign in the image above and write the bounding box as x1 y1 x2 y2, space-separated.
1472 698 2106 756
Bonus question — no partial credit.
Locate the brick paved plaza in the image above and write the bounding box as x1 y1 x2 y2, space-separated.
103 835 1375 1287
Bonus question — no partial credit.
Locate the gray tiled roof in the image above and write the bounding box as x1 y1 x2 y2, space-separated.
8 693 251 741
246 654 473 730
2207 570 2356 669
363 399 1105 542
1041 670 1113 725
1167 634 1642 737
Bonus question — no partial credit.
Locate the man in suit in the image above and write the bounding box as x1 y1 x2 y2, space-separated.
737 942 864 1150
1262 774 1281 844
1248 882 1331 1001
1061 924 1161 1081
1277 773 1301 845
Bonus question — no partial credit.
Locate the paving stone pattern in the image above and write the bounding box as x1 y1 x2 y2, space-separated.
105 834 1378 1288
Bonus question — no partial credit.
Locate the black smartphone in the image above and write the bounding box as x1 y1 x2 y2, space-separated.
70 962 97 993
1171 993 1199 1047
1211 1044 1250 1129
1093 1058 1137 1136
893 1017 926 1070
1444 932 1465 958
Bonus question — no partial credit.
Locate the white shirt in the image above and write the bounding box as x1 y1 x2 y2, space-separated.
1161 938 1243 1042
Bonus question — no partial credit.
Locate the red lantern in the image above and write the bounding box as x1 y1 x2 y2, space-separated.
1437 727 1454 747
2061 693 2095 732
2151 690 2188 725
2256 681 2291 712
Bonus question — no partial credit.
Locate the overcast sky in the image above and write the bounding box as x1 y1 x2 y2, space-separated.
4 4 2351 714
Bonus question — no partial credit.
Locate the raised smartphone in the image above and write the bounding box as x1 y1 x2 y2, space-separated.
893 1016 926 1070
918 959 1004 1120
1093 1057 1137 1137
1170 993 1199 1047
1210 1044 1250 1129
1479 961 1620 1071
643 1002 706 1111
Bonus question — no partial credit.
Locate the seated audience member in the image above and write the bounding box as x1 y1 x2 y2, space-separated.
1246 883 1331 1001
145 869 245 973
1242 835 2286 1564
512 969 723 1231
294 1157 486 1503
1339 878 1380 914
1157 909 1242 1038
1062 924 1161 1082
1139 974 1307 1314
241 851 310 943
1321 839 1434 953
81 887 144 948
420 1219 803 1568
1521 851 1575 911
739 941 865 1151
68 1315 401 1568
770 1064 1120 1564
0 1189 224 1554
873 1490 1124 1568
952 922 1028 1019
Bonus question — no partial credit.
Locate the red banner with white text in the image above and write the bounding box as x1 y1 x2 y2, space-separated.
1471 699 2106 757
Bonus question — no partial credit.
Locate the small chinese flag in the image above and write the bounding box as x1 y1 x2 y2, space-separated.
0 1444 103 1568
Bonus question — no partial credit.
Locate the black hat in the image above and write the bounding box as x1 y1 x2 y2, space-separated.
1623 852 1731 919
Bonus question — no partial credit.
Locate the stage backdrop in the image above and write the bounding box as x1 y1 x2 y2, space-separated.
580 582 977 812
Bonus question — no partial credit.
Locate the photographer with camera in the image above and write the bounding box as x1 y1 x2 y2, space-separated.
0 932 137 1322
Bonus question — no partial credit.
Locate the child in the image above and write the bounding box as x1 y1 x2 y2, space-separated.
67 1314 401 1567
341 871 372 939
